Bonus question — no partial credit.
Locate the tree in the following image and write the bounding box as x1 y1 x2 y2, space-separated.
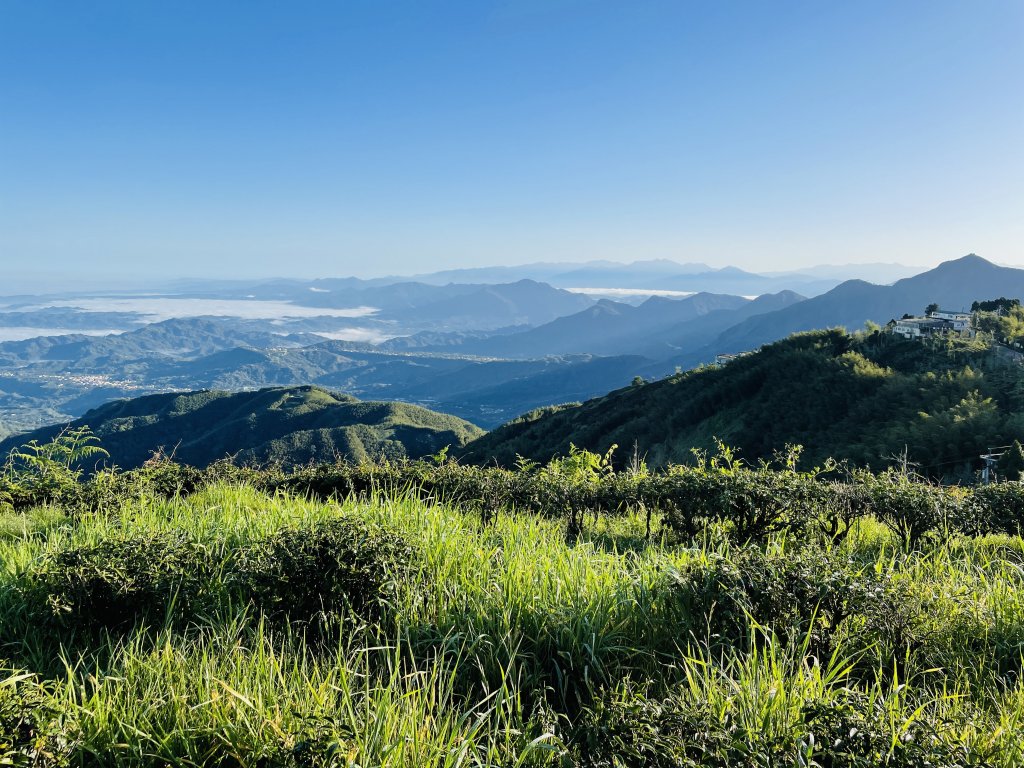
925 303 939 315
997 441 1024 482
973 298 1020 314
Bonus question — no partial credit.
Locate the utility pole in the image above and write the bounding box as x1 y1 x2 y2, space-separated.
980 446 1009 484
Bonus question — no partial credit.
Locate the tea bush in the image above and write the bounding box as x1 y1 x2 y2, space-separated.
6 428 1024 549
666 547 879 658
233 517 413 626
0 665 67 766
971 481 1024 535
26 532 219 630
654 466 835 542
24 517 412 633
576 684 981 768
574 688 732 768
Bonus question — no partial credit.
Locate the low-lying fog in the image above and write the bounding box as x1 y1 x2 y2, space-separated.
20 297 378 322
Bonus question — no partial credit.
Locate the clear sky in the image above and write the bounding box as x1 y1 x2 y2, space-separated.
1 0 1022 282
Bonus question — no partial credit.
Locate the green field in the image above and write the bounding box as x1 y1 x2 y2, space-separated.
3 448 1024 766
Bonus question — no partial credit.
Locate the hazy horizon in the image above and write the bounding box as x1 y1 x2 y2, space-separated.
0 254 1000 296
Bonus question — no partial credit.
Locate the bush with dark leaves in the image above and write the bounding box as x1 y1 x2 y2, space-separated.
666 547 878 658
232 518 413 626
26 533 217 630
0 665 68 766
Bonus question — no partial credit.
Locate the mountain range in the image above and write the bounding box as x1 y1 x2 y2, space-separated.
402 260 924 295
402 290 805 360
697 255 1024 365
2 254 1022 448
382 256 1024 373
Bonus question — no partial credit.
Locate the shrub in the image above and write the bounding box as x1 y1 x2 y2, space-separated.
232 518 412 626
574 686 732 767
855 470 971 547
970 482 1024 535
0 665 68 765
799 690 978 768
26 533 218 630
666 547 878 658
25 518 413 633
656 444 841 543
576 685 978 768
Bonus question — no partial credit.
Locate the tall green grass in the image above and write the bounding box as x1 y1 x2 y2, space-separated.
2 483 1024 765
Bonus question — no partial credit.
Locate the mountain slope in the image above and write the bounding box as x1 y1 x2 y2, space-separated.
399 354 650 425
709 255 1024 355
635 290 806 360
0 386 484 469
459 329 1024 478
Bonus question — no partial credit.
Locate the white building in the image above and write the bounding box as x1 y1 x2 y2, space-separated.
929 309 972 332
893 317 947 338
714 352 750 366
890 309 974 340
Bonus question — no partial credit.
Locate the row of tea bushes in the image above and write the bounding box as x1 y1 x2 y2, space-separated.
22 516 410 633
4 431 1024 547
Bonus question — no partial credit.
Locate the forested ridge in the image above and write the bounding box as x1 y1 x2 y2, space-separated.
460 328 1024 480
0 385 483 469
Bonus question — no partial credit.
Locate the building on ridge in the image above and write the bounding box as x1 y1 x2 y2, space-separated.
888 309 974 340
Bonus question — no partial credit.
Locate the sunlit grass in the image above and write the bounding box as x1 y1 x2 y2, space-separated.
2 483 1024 765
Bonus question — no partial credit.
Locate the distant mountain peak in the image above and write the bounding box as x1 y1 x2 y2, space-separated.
892 254 1000 288
938 253 993 269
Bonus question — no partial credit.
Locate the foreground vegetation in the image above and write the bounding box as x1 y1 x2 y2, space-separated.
3 438 1024 765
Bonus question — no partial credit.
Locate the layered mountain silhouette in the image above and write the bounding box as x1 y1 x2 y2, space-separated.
2 254 1020 444
704 255 1023 357
385 292 804 359
177 278 594 329
404 260 897 295
457 293 752 358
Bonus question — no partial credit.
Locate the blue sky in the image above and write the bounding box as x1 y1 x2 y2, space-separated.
1 0 1021 282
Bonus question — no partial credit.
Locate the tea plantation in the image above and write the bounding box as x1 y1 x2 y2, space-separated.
3 437 1024 765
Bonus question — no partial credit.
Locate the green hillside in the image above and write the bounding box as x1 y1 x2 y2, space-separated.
0 385 483 469
460 328 1024 479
